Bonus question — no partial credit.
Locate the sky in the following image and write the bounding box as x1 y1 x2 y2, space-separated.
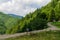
0 0 51 16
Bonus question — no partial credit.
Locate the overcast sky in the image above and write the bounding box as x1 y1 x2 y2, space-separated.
0 0 51 16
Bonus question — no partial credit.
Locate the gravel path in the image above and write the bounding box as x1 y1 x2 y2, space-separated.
47 22 60 30
0 23 60 40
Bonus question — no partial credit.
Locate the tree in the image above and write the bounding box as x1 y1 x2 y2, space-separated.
0 19 6 34
50 9 55 22
26 18 48 30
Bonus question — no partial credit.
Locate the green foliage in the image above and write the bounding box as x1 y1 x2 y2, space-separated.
51 22 60 28
19 0 60 32
19 9 48 32
17 0 60 32
38 0 60 21
28 18 47 30
0 0 60 34
0 12 21 34
49 9 55 21
0 19 6 34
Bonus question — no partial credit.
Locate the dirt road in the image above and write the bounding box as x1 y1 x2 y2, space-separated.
0 23 60 40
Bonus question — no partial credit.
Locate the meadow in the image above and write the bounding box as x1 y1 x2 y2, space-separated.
51 22 60 28
5 31 60 40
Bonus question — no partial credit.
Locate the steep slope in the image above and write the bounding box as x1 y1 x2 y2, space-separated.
40 0 60 21
0 12 21 34
0 0 60 34
18 0 60 32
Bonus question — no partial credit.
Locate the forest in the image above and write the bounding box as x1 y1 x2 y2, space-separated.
0 0 60 34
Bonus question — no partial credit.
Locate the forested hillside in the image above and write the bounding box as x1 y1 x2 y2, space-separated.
40 0 60 21
18 0 60 32
0 12 21 34
0 0 60 34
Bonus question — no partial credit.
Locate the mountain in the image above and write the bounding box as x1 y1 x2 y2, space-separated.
40 0 60 21
0 0 60 34
18 0 60 32
23 0 60 22
8 14 23 19
0 12 21 34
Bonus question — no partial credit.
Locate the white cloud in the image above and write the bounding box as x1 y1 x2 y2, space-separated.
0 0 11 4
0 0 51 16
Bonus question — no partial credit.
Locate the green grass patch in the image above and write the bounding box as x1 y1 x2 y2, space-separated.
51 22 60 28
5 31 60 40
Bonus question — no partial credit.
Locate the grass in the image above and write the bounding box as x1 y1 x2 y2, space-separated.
51 22 60 28
5 31 60 40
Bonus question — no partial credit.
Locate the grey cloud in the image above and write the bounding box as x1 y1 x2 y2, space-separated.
0 0 51 16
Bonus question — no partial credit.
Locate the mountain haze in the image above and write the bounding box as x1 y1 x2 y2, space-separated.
8 14 23 19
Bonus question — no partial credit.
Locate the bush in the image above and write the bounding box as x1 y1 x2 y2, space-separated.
20 18 48 32
28 18 48 30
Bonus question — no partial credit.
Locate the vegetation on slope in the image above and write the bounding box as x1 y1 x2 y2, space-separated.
18 0 60 33
0 0 60 34
40 0 60 21
0 12 21 34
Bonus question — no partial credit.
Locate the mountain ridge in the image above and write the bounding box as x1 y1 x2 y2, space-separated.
8 14 23 19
